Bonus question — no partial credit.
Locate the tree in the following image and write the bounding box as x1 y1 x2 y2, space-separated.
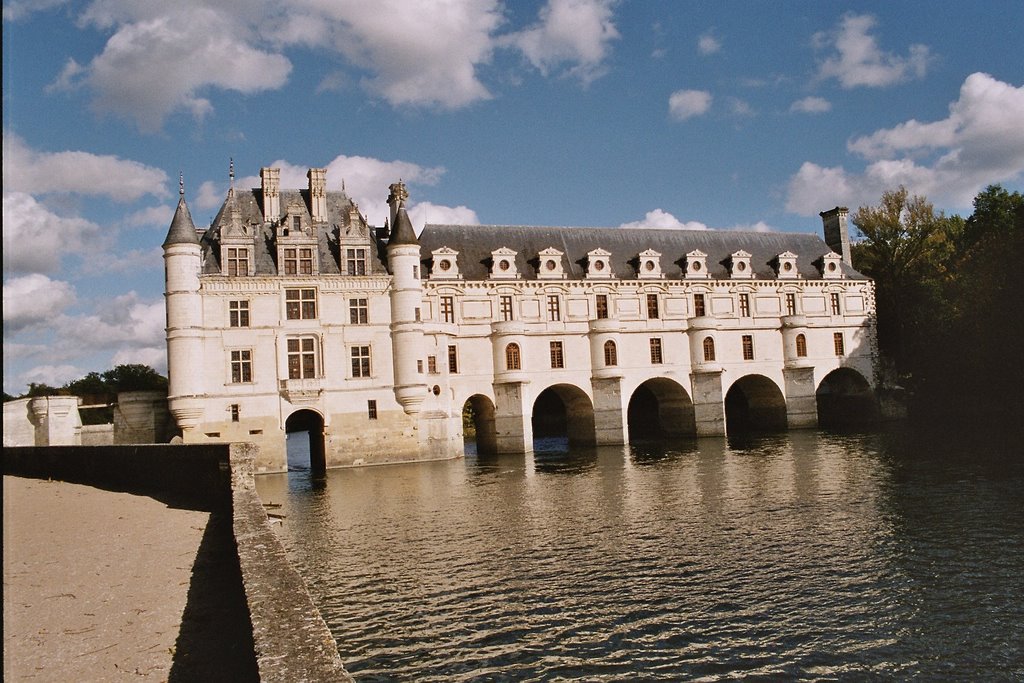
98 364 168 393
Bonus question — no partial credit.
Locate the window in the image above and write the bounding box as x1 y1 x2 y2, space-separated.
285 288 317 320
646 293 659 319
500 295 513 321
830 293 841 315
230 404 240 422
282 247 314 275
413 266 419 279
694 293 706 317
739 293 750 317
428 355 437 374
703 337 716 362
448 345 458 373
350 345 371 378
834 332 845 356
229 300 249 327
417 359 424 373
440 296 455 323
547 295 561 321
549 341 564 369
287 338 317 379
367 400 378 420
415 307 421 321
786 293 797 316
292 215 301 232
604 340 617 366
796 333 807 358
349 298 368 324
596 294 609 319
230 350 252 383
226 247 249 277
650 338 663 364
505 343 521 370
742 335 754 360
346 248 367 276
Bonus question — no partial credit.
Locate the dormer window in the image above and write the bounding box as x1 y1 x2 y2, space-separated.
818 251 845 280
490 247 520 279
282 247 316 275
685 249 709 279
537 247 565 280
431 247 462 280
586 248 613 279
729 250 753 279
637 249 662 279
224 247 251 277
775 251 799 279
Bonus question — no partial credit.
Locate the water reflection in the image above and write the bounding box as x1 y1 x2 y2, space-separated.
257 426 1024 680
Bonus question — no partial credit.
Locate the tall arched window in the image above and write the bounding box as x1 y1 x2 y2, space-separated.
796 333 807 358
702 336 716 362
604 340 617 366
505 343 521 370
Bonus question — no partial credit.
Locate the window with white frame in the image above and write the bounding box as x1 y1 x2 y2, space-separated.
349 298 368 324
287 338 317 379
230 349 253 383
229 300 250 327
285 288 317 320
350 345 371 378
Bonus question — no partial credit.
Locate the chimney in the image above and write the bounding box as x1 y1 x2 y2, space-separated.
820 206 851 266
260 167 280 222
307 167 327 223
387 181 408 228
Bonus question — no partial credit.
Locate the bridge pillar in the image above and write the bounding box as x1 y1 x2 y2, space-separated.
493 381 532 453
591 377 626 445
783 366 818 429
690 370 725 436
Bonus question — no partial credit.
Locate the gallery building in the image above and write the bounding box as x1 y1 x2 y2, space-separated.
163 166 877 472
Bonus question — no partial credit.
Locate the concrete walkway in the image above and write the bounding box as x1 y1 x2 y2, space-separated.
3 476 208 682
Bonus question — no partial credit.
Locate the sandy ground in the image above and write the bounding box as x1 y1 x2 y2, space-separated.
3 476 209 682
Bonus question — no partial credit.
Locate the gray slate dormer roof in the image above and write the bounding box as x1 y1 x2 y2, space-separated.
417 224 869 281
163 196 199 247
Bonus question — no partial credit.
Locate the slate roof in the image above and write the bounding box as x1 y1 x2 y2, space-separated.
163 196 199 247
388 205 419 246
197 188 386 276
418 224 868 281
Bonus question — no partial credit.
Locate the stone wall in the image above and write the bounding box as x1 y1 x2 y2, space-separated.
2 443 351 681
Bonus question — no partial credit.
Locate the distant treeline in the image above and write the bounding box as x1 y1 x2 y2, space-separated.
851 184 1024 418
4 364 167 404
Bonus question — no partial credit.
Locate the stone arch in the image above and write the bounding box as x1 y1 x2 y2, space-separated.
462 394 498 455
532 384 596 449
816 368 878 427
627 377 696 440
724 374 787 434
285 408 326 475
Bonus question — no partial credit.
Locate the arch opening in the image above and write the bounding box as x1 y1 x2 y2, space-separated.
816 368 878 428
285 409 326 476
725 375 787 435
532 385 596 452
627 378 696 441
462 394 497 456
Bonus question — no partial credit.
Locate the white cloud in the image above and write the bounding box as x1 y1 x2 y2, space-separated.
124 205 173 228
505 0 619 84
2 274 77 332
2 133 167 201
786 73 1024 215
619 209 708 231
409 202 479 231
2 0 70 20
112 347 167 374
790 96 831 114
728 97 754 117
727 221 775 233
12 365 84 390
669 89 712 121
2 192 103 274
53 3 292 131
814 13 930 88
697 32 721 56
195 180 225 211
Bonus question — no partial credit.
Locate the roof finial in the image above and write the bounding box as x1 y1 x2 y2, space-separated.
229 157 235 189
179 172 185 197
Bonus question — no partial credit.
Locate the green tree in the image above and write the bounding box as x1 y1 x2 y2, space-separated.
100 364 168 393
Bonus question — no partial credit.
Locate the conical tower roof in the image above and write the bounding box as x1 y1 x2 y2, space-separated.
163 195 199 247
388 203 418 246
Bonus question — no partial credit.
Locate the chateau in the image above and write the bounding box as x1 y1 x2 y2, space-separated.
163 166 878 472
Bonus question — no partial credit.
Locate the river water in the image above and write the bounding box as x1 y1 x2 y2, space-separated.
257 426 1024 680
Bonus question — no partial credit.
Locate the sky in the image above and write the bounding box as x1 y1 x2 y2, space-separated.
3 0 1023 395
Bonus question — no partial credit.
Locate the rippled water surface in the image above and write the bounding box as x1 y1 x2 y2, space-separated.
257 427 1024 680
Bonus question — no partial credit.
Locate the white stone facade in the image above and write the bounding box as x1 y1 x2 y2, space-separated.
164 169 877 473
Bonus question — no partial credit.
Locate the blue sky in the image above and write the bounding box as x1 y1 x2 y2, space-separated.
3 0 1023 395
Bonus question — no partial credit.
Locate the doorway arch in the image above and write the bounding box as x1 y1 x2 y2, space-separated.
462 394 498 455
285 409 326 475
816 368 878 427
627 378 696 440
532 384 596 450
725 375 787 434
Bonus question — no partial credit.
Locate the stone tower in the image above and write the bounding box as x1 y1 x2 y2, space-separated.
162 177 205 433
386 197 427 415
820 206 852 266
